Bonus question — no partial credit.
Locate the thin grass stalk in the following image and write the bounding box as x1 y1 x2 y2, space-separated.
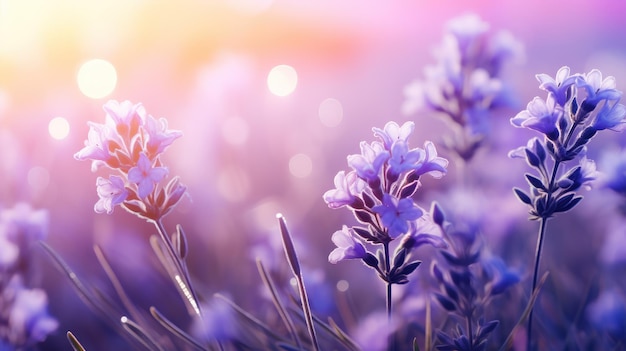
256 259 302 348
67 332 87 351
150 306 207 351
276 214 320 351
214 293 286 342
152 219 201 317
121 316 166 351
499 271 549 351
94 245 147 328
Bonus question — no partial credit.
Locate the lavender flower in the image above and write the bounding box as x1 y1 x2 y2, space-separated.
75 100 186 220
324 120 448 319
510 66 625 349
403 13 522 161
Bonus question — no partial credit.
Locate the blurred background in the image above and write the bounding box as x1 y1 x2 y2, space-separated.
1 0 626 349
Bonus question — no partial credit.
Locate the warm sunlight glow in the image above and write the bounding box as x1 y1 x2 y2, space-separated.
77 59 118 99
267 64 297 97
48 117 70 140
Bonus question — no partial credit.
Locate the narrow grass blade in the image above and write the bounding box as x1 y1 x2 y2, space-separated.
213 293 286 342
121 316 166 351
94 245 146 326
276 214 320 351
67 331 86 351
150 306 207 350
498 271 550 351
256 259 301 348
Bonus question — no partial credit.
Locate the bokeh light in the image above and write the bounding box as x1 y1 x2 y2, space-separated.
267 65 298 97
48 117 70 140
336 280 349 292
76 59 118 99
288 153 313 178
318 98 343 127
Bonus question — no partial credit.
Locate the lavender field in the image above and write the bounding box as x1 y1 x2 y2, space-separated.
1 1 626 350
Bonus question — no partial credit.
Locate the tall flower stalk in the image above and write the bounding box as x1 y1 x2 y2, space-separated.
323 121 449 323
509 66 626 350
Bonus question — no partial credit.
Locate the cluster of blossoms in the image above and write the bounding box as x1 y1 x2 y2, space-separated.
323 121 449 290
510 66 625 220
74 100 187 221
429 202 520 351
403 13 523 161
0 203 58 349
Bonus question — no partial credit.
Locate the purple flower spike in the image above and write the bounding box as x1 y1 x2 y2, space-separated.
323 171 365 209
372 121 415 150
536 66 579 106
95 175 129 214
127 153 168 199
373 194 423 239
510 96 562 139
328 226 367 264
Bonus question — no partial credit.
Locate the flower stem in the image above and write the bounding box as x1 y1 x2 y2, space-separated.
384 242 392 320
526 217 547 351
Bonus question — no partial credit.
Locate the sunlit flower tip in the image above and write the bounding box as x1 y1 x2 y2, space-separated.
323 171 365 209
127 153 168 198
95 175 129 214
103 100 145 137
372 121 415 150
535 66 578 106
328 226 367 264
510 96 561 138
347 141 389 182
373 194 423 239
591 102 626 131
144 115 183 155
